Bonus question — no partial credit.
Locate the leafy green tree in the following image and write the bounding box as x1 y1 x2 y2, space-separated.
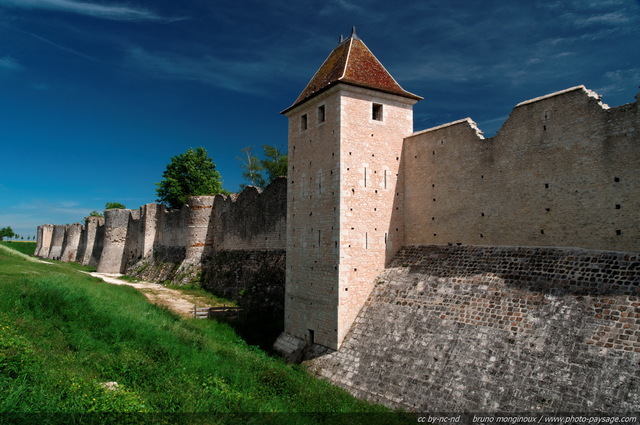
238 145 287 191
0 226 15 241
261 145 287 183
156 147 224 210
89 211 103 217
105 202 126 210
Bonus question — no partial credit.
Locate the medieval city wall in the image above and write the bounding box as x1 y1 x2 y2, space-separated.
47 224 68 260
403 86 639 252
199 178 287 311
307 244 640 412
35 224 53 258
78 216 104 267
60 223 83 263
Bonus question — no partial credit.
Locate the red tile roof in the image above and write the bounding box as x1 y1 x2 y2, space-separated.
282 31 421 113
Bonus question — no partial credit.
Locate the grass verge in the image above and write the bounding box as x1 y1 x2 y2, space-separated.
0 244 409 423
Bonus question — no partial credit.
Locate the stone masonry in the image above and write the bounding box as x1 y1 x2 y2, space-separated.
306 245 640 412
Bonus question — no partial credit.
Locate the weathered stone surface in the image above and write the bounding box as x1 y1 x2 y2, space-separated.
60 223 83 263
306 245 640 412
97 209 131 273
47 224 68 260
404 87 639 252
78 216 104 267
201 249 285 313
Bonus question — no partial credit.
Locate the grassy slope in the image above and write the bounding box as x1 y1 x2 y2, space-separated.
0 244 407 422
0 240 36 256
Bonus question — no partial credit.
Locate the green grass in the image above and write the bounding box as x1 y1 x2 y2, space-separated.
0 240 36 256
0 244 409 423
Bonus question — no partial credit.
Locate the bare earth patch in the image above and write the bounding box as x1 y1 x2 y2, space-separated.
89 272 216 318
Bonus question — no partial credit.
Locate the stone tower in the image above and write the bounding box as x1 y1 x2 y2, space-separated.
277 29 421 355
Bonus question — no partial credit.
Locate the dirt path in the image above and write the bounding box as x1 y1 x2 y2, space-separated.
88 272 216 318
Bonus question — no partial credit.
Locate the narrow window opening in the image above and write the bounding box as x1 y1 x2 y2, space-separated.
614 177 620 182
615 204 621 209
384 233 388 245
372 103 383 121
540 229 545 234
364 167 367 187
616 229 622 236
543 125 546 131
308 329 315 344
318 105 325 122
300 114 307 131
384 170 387 189
545 183 549 188
365 232 368 249
318 230 321 245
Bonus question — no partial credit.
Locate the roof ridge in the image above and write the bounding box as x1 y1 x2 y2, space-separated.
339 36 354 81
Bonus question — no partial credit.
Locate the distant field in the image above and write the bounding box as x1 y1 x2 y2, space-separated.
0 240 36 256
0 244 407 423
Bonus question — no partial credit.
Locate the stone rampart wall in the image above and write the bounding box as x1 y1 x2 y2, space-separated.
47 224 68 260
37 178 287 283
211 177 287 251
403 86 639 252
307 244 640 412
60 223 83 263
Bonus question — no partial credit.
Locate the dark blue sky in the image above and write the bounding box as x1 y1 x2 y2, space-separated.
1 0 639 238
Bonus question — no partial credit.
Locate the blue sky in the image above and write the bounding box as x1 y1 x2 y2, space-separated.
0 0 638 239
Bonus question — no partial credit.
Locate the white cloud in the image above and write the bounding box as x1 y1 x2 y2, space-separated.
0 0 185 22
125 47 280 96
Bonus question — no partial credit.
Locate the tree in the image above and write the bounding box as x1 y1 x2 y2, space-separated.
89 211 103 217
0 226 15 241
261 145 287 183
155 147 224 210
238 146 266 190
238 144 287 191
105 202 126 210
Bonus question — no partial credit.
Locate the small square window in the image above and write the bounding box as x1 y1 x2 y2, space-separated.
300 114 308 131
372 103 383 121
318 105 325 122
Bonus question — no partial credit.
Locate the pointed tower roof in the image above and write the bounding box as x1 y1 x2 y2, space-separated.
282 28 421 113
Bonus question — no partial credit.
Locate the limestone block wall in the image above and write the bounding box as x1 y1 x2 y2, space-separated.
139 203 159 259
34 226 43 257
156 206 188 255
47 224 68 260
403 86 639 252
97 209 131 273
35 224 53 258
60 223 83 262
121 209 142 272
307 244 640 412
183 195 214 265
127 181 286 286
78 216 104 267
210 177 286 251
284 86 342 351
